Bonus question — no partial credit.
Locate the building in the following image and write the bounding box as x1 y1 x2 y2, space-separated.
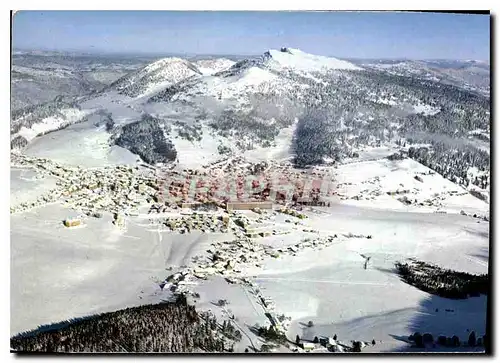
63 218 81 227
302 342 315 351
295 197 327 207
113 213 125 228
320 337 336 347
226 201 273 211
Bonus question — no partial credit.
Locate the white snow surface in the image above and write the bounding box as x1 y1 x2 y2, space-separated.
240 204 488 352
10 204 223 335
23 115 138 167
176 66 282 103
15 108 90 142
10 168 58 206
266 48 362 72
194 58 236 75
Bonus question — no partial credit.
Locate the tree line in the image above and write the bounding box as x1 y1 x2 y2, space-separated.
395 260 488 299
11 295 241 353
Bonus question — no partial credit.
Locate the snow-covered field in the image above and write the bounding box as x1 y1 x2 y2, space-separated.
22 113 139 167
334 156 489 217
205 203 488 352
10 168 58 206
24 129 137 168
194 58 236 75
10 203 226 336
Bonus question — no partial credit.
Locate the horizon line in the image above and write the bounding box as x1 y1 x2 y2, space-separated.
11 47 491 63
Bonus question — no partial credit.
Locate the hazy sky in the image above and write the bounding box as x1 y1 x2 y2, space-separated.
12 11 490 60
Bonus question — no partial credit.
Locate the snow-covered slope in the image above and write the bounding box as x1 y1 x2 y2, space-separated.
109 57 202 98
13 108 90 142
194 58 236 75
162 66 284 103
264 48 362 72
11 54 149 110
149 48 355 105
362 59 490 96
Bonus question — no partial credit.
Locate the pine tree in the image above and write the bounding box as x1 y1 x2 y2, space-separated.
468 331 476 347
414 332 423 348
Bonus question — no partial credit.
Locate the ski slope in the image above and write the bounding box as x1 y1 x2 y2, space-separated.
265 48 362 72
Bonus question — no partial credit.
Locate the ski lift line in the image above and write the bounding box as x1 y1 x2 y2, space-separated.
255 277 391 286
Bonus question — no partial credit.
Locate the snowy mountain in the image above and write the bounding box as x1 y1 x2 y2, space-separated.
108 57 203 98
11 54 149 110
10 48 490 195
263 47 362 72
150 48 362 105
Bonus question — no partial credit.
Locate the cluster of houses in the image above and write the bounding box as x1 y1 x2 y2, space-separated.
274 235 339 257
150 209 349 351
199 157 336 206
386 188 411 196
193 237 278 278
11 152 160 220
57 165 160 217
153 205 281 236
187 232 340 283
295 336 369 353
277 207 308 219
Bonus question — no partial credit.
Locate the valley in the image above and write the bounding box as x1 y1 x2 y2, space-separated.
10 47 490 353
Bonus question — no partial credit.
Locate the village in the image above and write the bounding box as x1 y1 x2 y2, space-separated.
10 151 338 228
158 223 375 353
11 151 383 353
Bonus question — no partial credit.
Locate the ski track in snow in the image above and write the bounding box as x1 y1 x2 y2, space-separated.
255 277 393 287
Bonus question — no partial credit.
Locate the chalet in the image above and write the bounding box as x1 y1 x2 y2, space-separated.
302 342 315 351
226 201 273 211
63 218 81 228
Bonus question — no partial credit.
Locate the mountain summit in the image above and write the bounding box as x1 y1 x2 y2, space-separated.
109 57 202 98
263 47 362 72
